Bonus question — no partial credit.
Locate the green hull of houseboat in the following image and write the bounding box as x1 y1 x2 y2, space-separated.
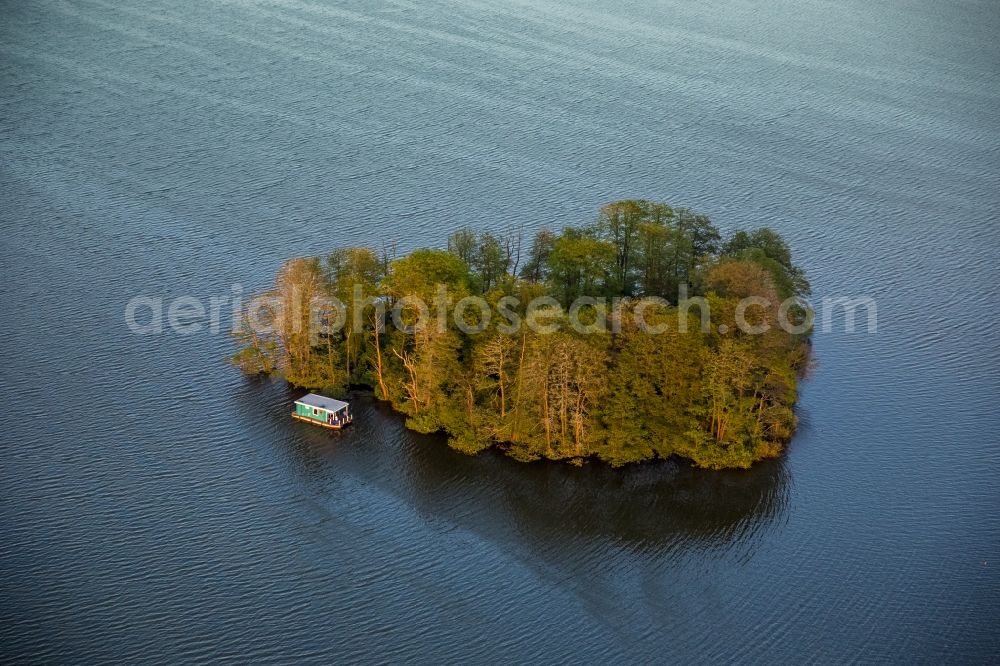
291 411 350 429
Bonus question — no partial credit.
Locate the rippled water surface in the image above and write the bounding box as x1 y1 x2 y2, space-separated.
2 0 999 662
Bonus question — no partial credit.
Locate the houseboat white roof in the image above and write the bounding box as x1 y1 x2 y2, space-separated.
294 393 349 412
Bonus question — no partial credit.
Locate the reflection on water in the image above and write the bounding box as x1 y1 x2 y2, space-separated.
407 426 790 556
239 379 789 560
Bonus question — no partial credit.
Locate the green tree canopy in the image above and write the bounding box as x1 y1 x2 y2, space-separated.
233 201 809 470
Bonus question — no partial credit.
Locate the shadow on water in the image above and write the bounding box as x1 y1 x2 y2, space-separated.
233 378 790 562
406 431 790 560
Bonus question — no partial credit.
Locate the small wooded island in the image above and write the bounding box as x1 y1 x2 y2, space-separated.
233 200 812 469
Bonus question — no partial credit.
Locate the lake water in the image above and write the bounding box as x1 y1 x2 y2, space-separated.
2 0 998 662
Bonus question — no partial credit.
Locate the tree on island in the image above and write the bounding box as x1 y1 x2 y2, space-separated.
233 200 811 469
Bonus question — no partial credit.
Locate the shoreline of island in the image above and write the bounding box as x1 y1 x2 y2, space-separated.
232 200 812 470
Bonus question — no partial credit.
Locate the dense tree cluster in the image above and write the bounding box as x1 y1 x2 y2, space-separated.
233 200 811 469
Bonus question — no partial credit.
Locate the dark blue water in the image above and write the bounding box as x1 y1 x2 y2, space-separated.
2 0 999 662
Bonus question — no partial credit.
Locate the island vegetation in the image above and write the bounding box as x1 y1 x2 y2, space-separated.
232 200 812 469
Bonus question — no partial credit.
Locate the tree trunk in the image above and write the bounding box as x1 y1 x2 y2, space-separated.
370 312 389 400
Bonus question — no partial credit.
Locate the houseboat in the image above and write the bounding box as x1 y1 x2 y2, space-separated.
292 393 353 429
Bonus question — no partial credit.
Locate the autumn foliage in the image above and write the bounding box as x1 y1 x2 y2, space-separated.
233 200 811 469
